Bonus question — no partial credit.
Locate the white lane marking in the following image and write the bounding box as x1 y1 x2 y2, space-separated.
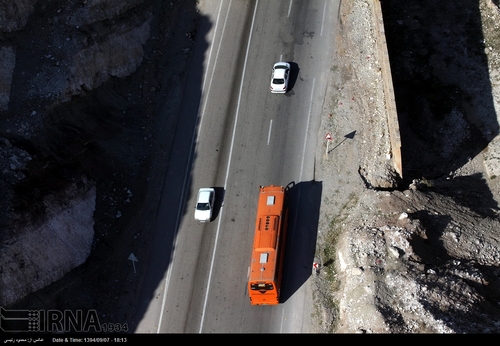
198 1 233 132
300 78 315 181
287 0 293 18
156 0 227 333
199 0 260 333
321 0 327 37
267 119 273 145
280 308 285 332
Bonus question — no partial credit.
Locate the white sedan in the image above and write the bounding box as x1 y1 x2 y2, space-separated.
194 188 215 222
270 62 290 93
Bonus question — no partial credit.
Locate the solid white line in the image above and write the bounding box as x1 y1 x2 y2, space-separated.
280 308 285 332
267 119 273 145
198 0 233 132
287 0 293 18
199 0 260 333
156 0 226 333
321 0 327 37
300 78 315 180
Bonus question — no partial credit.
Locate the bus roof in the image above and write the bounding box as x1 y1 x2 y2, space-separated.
249 186 286 282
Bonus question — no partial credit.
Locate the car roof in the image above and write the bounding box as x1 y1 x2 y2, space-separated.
274 69 286 79
273 62 289 79
197 188 214 202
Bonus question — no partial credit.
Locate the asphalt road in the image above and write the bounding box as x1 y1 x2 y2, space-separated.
136 0 339 333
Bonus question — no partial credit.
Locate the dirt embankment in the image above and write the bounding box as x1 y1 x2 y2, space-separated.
0 0 201 321
313 0 500 333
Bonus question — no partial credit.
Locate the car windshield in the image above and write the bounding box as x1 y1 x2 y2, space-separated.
197 202 210 210
273 78 284 84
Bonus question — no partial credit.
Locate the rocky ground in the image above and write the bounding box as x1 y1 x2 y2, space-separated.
312 0 500 333
0 0 202 328
1 0 500 334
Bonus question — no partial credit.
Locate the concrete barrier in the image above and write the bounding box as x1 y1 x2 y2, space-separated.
372 0 403 179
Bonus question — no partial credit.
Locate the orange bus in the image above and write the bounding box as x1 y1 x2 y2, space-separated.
248 185 289 305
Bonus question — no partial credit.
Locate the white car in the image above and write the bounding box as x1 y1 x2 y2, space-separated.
194 188 215 222
270 62 290 93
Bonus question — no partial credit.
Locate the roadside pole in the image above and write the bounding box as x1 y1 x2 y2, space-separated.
325 133 333 155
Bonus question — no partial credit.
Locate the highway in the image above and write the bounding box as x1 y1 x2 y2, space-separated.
136 0 339 333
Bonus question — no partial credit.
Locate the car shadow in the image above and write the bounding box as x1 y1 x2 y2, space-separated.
211 186 225 222
287 62 300 93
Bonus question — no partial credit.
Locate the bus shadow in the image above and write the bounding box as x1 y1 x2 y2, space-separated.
280 180 322 303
